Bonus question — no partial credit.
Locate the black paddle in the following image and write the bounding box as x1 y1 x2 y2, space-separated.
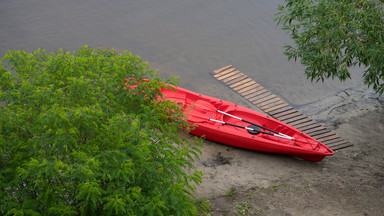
216 110 292 139
208 118 293 140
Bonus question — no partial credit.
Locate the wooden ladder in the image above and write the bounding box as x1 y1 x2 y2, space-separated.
211 65 352 151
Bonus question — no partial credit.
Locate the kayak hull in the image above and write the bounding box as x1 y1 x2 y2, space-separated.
125 79 334 162
160 86 334 162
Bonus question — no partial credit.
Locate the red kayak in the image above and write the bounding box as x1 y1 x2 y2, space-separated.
127 80 334 162
160 85 334 162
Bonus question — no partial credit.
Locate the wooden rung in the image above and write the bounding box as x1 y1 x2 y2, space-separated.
220 70 242 82
259 100 286 110
229 78 253 88
254 95 281 106
237 84 261 94
305 128 328 136
328 141 352 150
318 134 340 142
292 120 318 129
302 126 327 134
233 81 257 91
278 112 303 121
327 140 349 147
284 115 309 124
297 126 320 132
286 117 312 126
221 72 245 83
268 106 294 116
240 86 264 97
213 67 237 78
272 109 298 118
323 137 346 145
299 124 325 132
249 92 273 103
213 65 233 74
264 103 290 113
225 75 249 86
245 89 269 100
312 131 338 140
292 121 317 129
332 144 353 151
216 69 240 80
252 94 278 105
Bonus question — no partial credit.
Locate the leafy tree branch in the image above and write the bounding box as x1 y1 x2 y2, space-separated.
275 0 384 95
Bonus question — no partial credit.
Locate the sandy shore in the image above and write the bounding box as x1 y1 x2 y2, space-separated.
192 86 384 216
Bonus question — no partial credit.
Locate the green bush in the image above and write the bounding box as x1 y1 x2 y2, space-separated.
0 47 207 215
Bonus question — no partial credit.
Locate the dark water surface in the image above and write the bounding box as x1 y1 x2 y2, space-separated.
0 0 363 107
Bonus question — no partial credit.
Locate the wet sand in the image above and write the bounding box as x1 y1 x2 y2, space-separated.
192 86 384 216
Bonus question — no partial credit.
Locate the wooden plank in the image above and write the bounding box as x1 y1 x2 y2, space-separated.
284 115 309 124
220 70 242 82
328 141 353 150
308 128 331 136
213 65 233 74
326 140 352 150
252 94 277 105
327 140 349 147
246 90 270 100
305 128 328 136
213 67 237 78
240 86 264 97
302 126 327 134
268 106 294 116
292 120 318 129
233 80 257 91
331 144 353 151
299 124 325 132
273 109 298 118
243 88 267 99
237 83 261 94
278 112 303 121
292 121 319 129
229 78 253 88
312 131 338 140
249 92 272 103
221 72 244 83
225 74 249 86
296 124 320 132
264 103 290 113
286 117 313 126
259 99 286 110
255 95 281 106
318 134 340 142
323 137 346 145
216 69 240 80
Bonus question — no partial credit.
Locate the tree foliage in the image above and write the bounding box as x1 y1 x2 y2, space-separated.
275 0 384 95
0 47 208 215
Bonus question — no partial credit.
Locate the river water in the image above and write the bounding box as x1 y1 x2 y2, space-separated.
0 0 363 107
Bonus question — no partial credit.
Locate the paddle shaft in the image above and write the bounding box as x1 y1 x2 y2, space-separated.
209 118 292 140
217 110 292 139
217 110 279 134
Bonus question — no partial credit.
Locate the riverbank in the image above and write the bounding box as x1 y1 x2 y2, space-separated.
193 86 384 216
